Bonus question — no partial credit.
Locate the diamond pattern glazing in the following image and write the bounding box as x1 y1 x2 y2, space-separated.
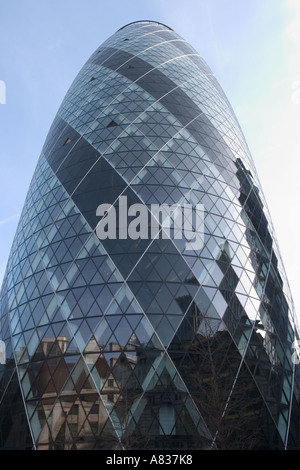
0 21 299 450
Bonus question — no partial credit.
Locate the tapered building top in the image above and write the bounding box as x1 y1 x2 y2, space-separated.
0 20 299 450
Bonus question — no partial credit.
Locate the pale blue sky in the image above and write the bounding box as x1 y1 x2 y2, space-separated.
1 0 299 318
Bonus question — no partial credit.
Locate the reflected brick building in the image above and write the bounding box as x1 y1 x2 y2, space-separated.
0 20 299 450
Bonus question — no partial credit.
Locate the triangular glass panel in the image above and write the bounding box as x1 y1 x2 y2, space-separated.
107 120 118 128
97 416 120 449
94 318 113 349
69 318 93 352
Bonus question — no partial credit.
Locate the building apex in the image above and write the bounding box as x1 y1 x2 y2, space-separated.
117 20 174 32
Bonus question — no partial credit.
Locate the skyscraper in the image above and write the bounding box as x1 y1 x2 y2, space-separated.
0 20 299 450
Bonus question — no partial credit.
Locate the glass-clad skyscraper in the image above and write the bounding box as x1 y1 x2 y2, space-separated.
0 20 299 450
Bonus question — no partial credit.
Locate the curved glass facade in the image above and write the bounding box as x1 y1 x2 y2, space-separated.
0 20 299 450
